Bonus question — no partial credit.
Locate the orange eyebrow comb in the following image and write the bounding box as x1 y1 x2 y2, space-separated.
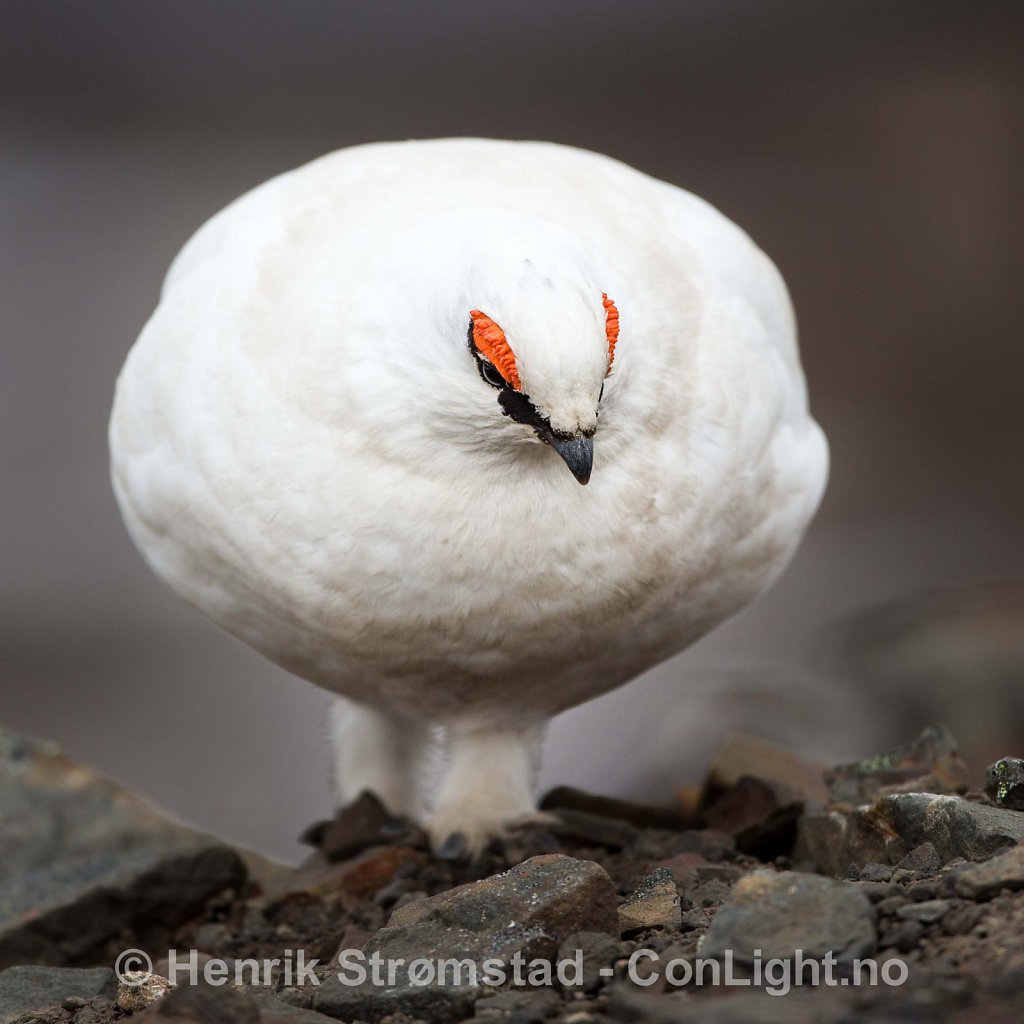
469 310 521 390
602 293 620 371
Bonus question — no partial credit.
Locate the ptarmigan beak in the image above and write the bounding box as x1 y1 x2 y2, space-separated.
550 434 594 485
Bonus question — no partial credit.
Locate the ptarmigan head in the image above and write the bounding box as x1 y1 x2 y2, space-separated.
465 293 618 485
360 209 625 486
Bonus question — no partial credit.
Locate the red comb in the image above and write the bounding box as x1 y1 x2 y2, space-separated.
603 293 620 370
470 310 521 390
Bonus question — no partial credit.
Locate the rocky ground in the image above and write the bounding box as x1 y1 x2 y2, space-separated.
5 725 1024 1023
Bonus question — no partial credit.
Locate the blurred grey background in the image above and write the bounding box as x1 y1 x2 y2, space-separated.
2 1 1022 862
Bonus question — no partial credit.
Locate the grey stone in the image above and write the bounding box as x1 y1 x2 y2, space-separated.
907 879 940 901
133 982 259 1023
0 727 210 891
248 990 344 1023
701 870 877 966
314 854 617 1022
473 987 560 1020
792 807 896 876
618 868 681 934
896 898 952 923
946 843 1024 900
879 918 924 952
0 965 115 1024
985 757 1024 811
852 880 897 902
941 902 983 935
0 845 246 968
879 793 1024 862
824 724 968 805
313 976 475 1024
555 931 624 992
858 863 892 882
898 840 942 874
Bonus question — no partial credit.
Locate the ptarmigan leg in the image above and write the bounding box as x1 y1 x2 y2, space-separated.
429 720 551 857
329 696 425 818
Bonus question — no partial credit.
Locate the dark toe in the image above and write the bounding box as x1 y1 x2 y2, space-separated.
435 831 469 861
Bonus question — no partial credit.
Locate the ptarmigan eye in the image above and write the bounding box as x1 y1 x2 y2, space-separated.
477 358 506 389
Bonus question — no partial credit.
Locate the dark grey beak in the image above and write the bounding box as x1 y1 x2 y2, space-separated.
549 434 594 485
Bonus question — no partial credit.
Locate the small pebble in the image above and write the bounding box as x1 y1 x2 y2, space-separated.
897 899 953 923
116 972 175 1013
880 919 925 953
859 863 892 883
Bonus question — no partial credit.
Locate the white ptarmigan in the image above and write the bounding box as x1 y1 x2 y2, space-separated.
110 138 828 854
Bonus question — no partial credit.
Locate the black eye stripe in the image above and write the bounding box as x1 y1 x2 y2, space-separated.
477 358 506 389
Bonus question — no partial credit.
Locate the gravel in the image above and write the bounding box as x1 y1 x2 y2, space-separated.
5 724 1024 1022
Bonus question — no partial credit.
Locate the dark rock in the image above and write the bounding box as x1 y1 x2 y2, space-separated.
314 855 616 1022
135 984 339 1023
853 880 897 902
679 906 712 932
314 980 474 1024
986 758 1024 811
608 988 850 1024
899 841 942 875
489 828 564 865
263 845 423 904
858 863 892 882
248 990 344 1023
945 843 1024 900
663 829 736 862
874 894 910 917
555 932 624 992
473 987 560 1020
879 918 924 953
792 807 898 876
699 776 804 860
700 870 877 965
301 791 426 862
906 880 940 902
667 862 741 915
370 854 618 958
135 983 257 1023
801 793 1024 876
618 868 681 934
0 845 246 968
0 966 115 1023
540 786 687 831
646 852 713 890
824 724 969 805
879 793 1024 863
941 902 983 935
545 809 640 851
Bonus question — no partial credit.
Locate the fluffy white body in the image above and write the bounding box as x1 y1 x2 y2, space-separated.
110 138 828 852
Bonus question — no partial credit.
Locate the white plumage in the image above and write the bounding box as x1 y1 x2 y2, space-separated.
110 138 828 853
